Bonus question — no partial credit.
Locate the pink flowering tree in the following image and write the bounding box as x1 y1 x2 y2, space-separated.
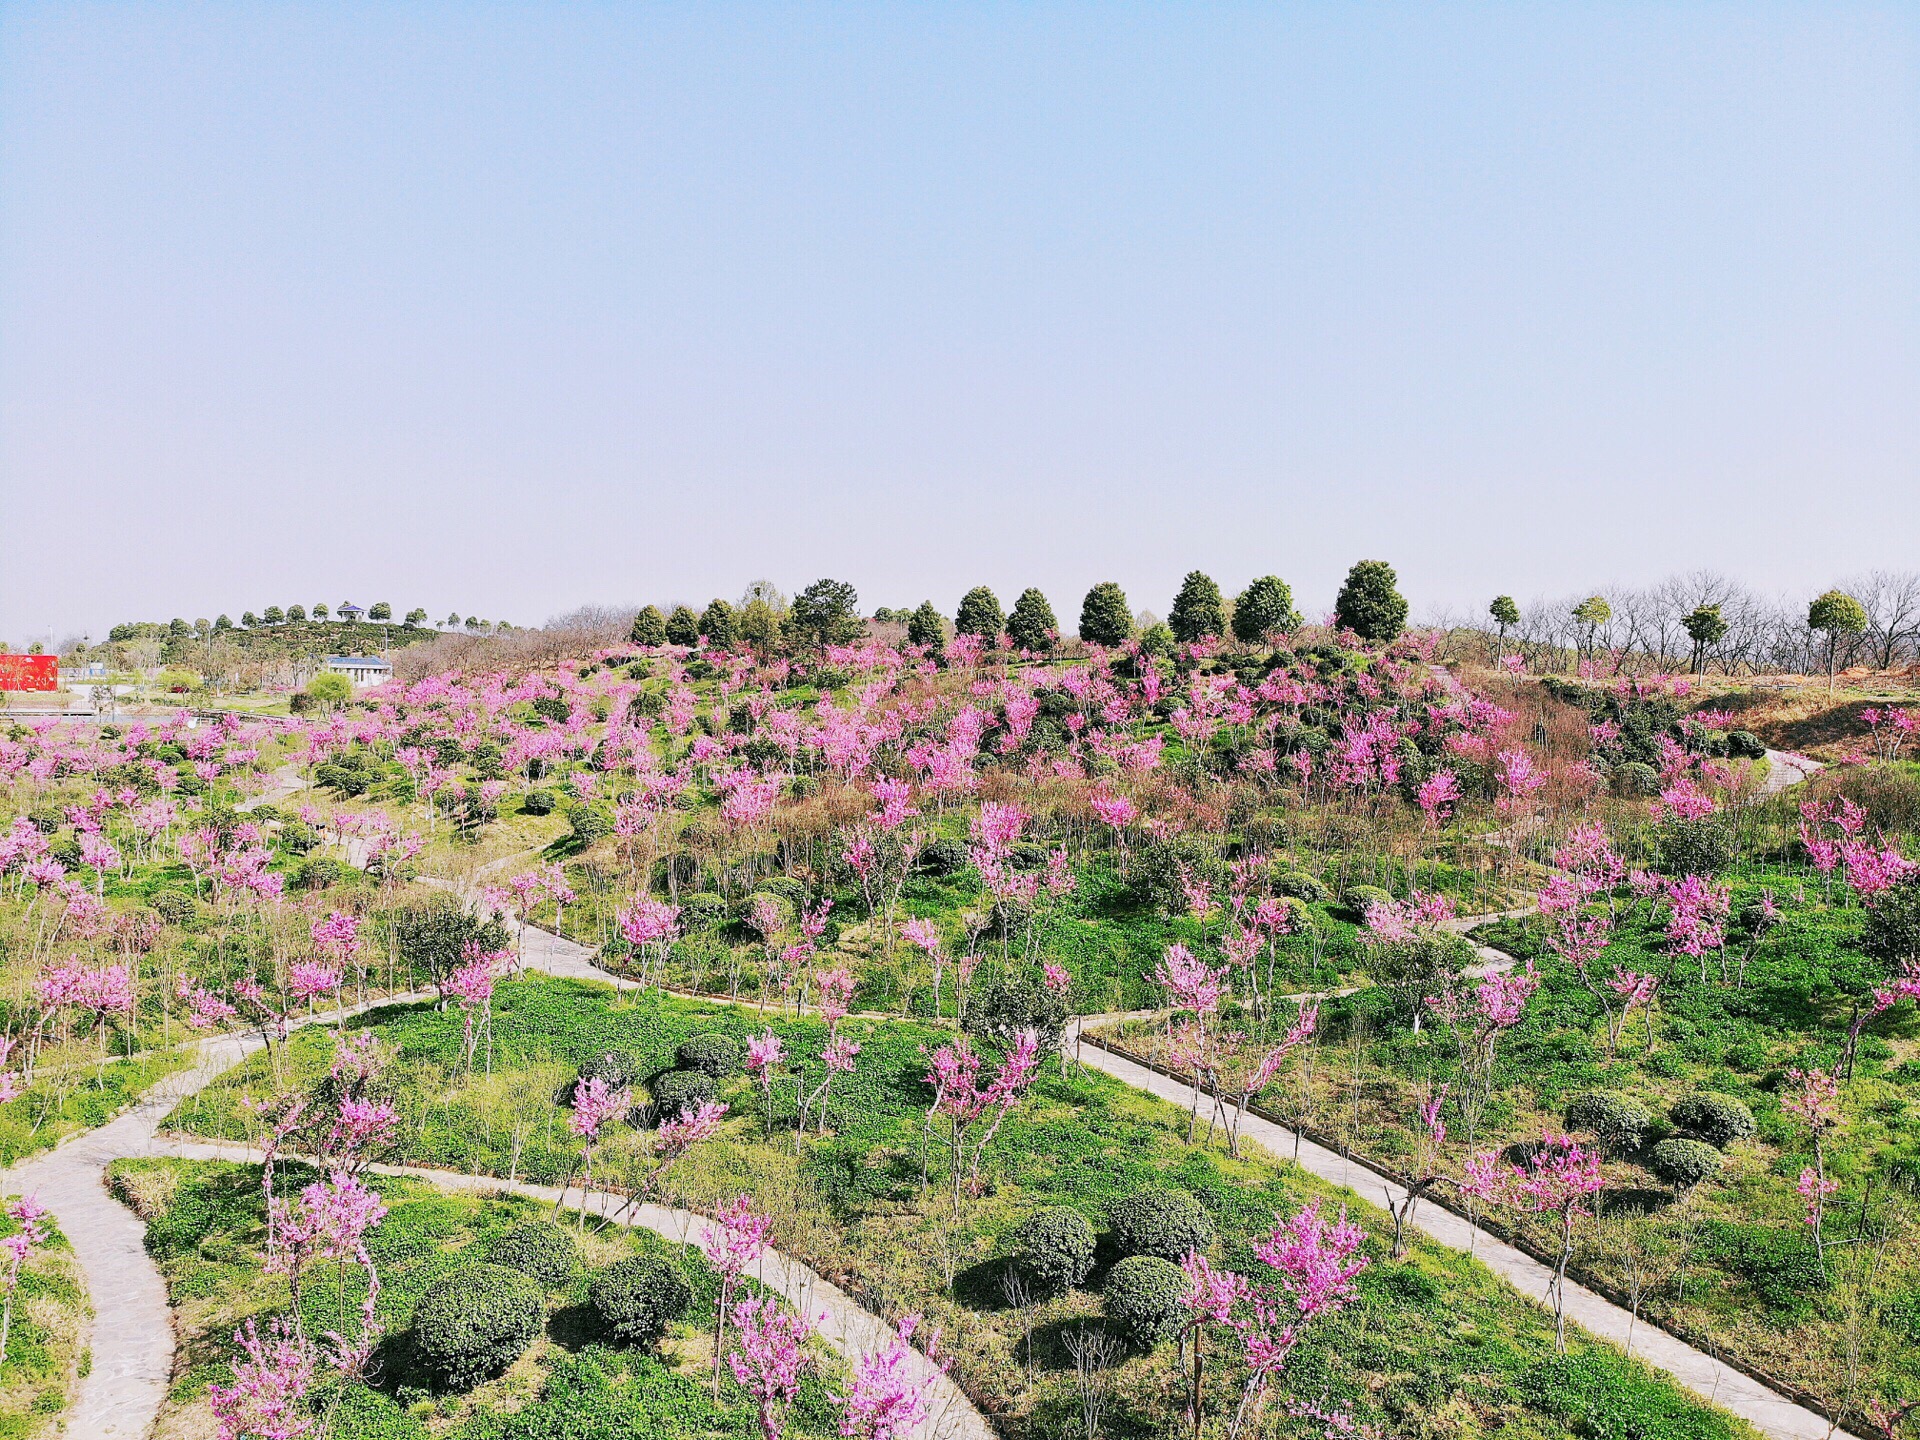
921 1029 1041 1207
566 1076 631 1229
444 943 508 1074
1154 943 1228 1139
1382 1088 1448 1258
1178 1251 1251 1436
1782 1067 1841 1259
1461 1133 1603 1350
746 1028 789 1137
1227 1202 1370 1440
617 897 682 990
1205 1004 1319 1159
1425 964 1539 1140
836 1312 940 1440
703 1194 772 1394
0 1196 49 1366
728 1295 817 1440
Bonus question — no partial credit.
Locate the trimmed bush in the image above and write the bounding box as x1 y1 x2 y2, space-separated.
1615 762 1661 797
152 890 198 927
411 1264 544 1390
1727 730 1767 760
578 1049 644 1091
567 804 614 845
1670 1093 1755 1149
674 1034 742 1078
1271 869 1329 904
1107 1188 1212 1262
1648 1138 1724 1192
1008 1208 1096 1295
590 1256 692 1348
522 790 556 816
1566 1092 1653 1155
918 837 970 877
679 893 728 929
1103 1255 1186 1346
649 1068 716 1118
1657 816 1737 877
1343 884 1393 919
296 857 345 891
487 1223 580 1290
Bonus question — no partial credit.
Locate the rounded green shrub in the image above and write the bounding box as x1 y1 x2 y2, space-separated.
578 1049 644 1091
1102 1255 1186 1346
1343 884 1393 920
152 890 198 928
1657 816 1737 877
296 857 344 891
590 1255 692 1347
1727 730 1767 760
1566 1091 1653 1155
679 893 728 929
1648 1137 1724 1191
1107 1188 1212 1262
1671 1093 1756 1149
411 1264 544 1390
522 790 556 816
1008 1208 1096 1295
486 1223 580 1290
567 804 614 845
1271 869 1329 903
675 1034 742 1078
649 1068 716 1118
918 837 971 876
1615 762 1661 797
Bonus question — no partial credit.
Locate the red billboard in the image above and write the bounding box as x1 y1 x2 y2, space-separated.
0 655 58 692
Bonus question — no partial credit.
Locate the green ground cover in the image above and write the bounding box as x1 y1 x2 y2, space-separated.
172 977 1761 1440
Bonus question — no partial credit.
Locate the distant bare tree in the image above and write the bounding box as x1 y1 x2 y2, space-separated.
1845 571 1920 670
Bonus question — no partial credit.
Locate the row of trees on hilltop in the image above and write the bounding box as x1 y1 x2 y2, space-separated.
629 562 1411 655
1468 569 1920 678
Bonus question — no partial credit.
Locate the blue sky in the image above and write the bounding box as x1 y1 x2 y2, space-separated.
2 3 1915 643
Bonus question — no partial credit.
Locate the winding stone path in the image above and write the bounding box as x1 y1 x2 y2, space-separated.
0 996 431 1438
1068 1028 1854 1440
14 736 1839 1439
155 1140 988 1440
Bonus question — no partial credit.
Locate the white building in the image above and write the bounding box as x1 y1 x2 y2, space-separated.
323 655 393 687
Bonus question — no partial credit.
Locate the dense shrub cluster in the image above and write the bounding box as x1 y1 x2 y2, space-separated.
1102 1255 1186 1345
487 1222 580 1289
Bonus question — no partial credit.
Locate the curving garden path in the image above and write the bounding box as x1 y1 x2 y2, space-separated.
154 1138 989 1440
15 741 1844 1439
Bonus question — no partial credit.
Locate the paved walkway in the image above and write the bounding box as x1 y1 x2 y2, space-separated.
157 1140 987 1440
1761 748 1825 797
1068 1029 1851 1440
15 734 1836 1439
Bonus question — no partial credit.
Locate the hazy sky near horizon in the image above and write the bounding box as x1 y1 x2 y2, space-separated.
3 3 1916 645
